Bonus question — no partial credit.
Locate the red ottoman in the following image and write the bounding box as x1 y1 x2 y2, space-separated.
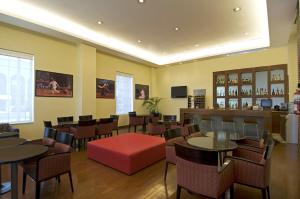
87 133 166 175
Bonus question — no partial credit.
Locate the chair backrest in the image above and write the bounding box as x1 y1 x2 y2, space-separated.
44 127 57 139
54 142 72 153
188 124 200 135
55 132 74 146
43 121 52 128
79 115 93 121
175 142 218 166
78 119 96 126
163 115 177 122
128 112 137 117
110 114 119 121
164 128 182 140
57 116 73 124
99 118 114 124
263 136 275 160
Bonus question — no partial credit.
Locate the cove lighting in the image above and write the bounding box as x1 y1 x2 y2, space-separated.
0 0 270 66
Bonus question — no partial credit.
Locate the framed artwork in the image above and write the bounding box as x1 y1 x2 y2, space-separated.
35 70 73 97
135 84 149 100
96 78 115 99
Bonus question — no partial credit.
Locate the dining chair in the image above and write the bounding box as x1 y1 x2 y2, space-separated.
128 112 145 132
22 142 74 199
110 115 119 135
70 119 96 150
78 115 93 121
55 132 74 147
163 115 177 122
148 122 166 137
175 142 234 199
96 118 114 138
163 128 185 181
57 116 73 125
43 121 52 128
225 136 274 199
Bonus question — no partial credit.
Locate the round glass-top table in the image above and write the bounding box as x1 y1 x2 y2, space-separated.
187 136 237 152
204 131 246 141
0 138 27 195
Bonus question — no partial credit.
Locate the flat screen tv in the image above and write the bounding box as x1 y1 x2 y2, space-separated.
261 99 272 109
171 86 187 98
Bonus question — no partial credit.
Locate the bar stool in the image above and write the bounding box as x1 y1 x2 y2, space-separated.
222 118 236 133
200 116 212 132
243 119 259 138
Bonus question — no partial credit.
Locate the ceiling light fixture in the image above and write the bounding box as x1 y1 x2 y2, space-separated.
174 27 179 31
194 44 199 47
0 0 269 65
97 21 103 25
138 40 142 43
233 7 241 12
138 0 145 3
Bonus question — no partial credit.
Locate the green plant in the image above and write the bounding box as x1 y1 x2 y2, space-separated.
142 97 162 114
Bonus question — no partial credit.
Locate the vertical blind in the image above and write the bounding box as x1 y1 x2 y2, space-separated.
116 72 133 114
0 49 34 124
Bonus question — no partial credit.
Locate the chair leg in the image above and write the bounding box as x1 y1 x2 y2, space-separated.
230 184 234 199
164 162 169 181
68 171 74 192
176 185 181 199
262 188 267 199
117 128 119 135
35 181 40 199
22 172 27 194
267 186 270 199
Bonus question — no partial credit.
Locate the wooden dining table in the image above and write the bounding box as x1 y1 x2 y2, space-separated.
0 139 48 199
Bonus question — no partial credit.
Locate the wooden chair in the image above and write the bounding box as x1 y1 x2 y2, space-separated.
128 112 144 132
175 142 234 199
79 115 93 121
148 122 166 137
70 120 96 150
96 118 114 138
55 132 74 147
22 143 74 199
43 121 52 128
110 115 119 135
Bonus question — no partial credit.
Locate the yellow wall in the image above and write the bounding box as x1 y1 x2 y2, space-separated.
154 46 296 118
287 32 298 98
0 23 79 139
96 52 151 126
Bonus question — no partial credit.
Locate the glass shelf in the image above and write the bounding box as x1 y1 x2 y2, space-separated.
216 86 225 97
272 97 285 107
256 71 268 96
216 74 225 85
228 73 238 84
271 84 284 96
241 85 252 97
271 69 284 81
228 86 238 97
229 98 238 109
241 72 252 84
241 98 252 109
217 98 225 109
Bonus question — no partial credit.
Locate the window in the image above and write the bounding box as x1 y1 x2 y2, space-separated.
0 49 34 124
116 72 133 114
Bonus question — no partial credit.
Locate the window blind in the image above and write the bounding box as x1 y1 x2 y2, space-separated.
116 72 133 114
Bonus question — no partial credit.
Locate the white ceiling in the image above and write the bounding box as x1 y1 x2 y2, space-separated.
0 0 297 66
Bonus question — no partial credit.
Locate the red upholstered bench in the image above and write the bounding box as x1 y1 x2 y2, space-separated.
87 133 166 175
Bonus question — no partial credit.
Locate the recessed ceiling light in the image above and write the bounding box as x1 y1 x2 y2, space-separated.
194 44 199 47
138 0 145 3
138 40 142 43
233 7 241 12
97 21 103 25
174 27 179 31
244 32 249 36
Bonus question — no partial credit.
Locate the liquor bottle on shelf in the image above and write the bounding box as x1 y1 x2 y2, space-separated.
235 89 238 96
264 88 268 95
280 88 284 95
272 89 275 96
249 89 252 95
256 88 259 95
272 74 275 81
276 88 279 95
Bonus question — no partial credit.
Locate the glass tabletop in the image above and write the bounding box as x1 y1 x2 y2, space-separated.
187 132 238 152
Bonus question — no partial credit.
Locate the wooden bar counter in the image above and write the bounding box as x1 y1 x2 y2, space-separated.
180 108 273 134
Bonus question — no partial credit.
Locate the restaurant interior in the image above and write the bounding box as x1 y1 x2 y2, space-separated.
0 0 299 199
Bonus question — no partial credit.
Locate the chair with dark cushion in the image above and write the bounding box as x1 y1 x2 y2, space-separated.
96 118 114 138
57 116 74 125
163 128 185 181
148 122 166 137
175 142 234 199
110 115 119 135
22 142 73 199
30 128 57 147
0 123 19 133
43 121 53 128
79 115 93 121
225 136 274 199
128 112 145 132
163 115 177 122
55 132 74 147
70 119 96 150
187 124 203 137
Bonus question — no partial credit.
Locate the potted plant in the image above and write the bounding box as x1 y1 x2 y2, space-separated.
142 97 162 116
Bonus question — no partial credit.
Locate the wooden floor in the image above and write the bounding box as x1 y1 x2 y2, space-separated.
1 133 299 199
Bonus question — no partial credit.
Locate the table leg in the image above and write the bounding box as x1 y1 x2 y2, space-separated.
11 163 18 199
0 164 11 195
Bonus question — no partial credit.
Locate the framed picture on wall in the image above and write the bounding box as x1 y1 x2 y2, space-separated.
35 70 73 97
135 84 149 100
96 78 115 99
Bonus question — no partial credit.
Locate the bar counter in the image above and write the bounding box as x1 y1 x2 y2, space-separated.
180 108 273 136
